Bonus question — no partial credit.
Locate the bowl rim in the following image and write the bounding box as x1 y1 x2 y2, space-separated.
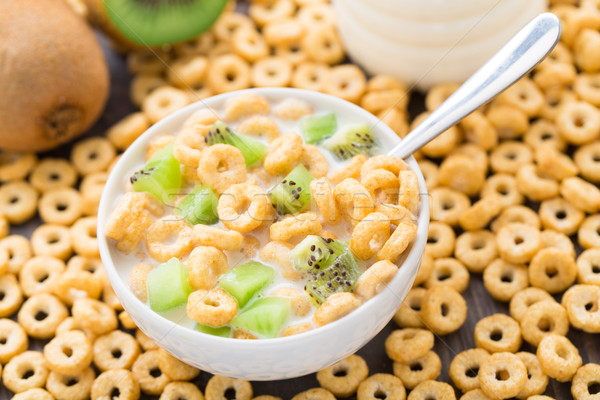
97 87 430 351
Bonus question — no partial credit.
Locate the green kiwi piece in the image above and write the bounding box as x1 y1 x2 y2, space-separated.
195 324 231 338
300 113 337 144
205 120 267 166
267 164 313 215
130 142 182 204
103 0 228 45
147 258 191 312
219 261 274 308
322 123 377 160
290 235 348 273
230 297 291 338
174 185 218 225
305 251 360 306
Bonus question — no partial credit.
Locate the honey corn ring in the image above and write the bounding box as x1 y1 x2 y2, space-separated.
270 212 322 242
334 178 376 225
198 143 248 194
376 221 417 263
350 213 391 261
218 183 270 233
145 217 194 262
310 178 340 224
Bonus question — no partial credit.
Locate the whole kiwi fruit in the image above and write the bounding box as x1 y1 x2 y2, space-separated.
0 0 109 152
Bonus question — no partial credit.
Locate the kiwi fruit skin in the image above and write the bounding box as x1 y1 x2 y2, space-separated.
0 0 109 152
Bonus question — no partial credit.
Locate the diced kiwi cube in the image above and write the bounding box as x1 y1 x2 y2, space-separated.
219 261 274 308
195 324 231 338
300 113 337 144
231 297 291 338
147 258 191 312
130 143 182 204
206 120 267 166
268 164 313 215
174 185 218 225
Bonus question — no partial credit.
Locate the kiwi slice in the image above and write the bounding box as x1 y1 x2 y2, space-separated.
230 297 291 338
322 123 377 160
174 185 218 225
206 121 267 167
195 324 231 338
103 0 228 45
268 164 314 215
300 113 337 144
305 251 360 306
219 261 274 308
130 143 182 204
147 258 191 312
290 235 348 272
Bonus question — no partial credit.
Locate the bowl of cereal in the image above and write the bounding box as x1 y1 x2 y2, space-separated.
97 87 429 380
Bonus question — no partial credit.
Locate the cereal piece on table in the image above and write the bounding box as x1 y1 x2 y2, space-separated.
0 152 37 182
486 103 529 140
136 329 158 351
459 196 503 232
574 141 600 183
535 145 578 181
571 363 600 400
0 181 38 225
130 74 168 108
142 86 190 124
490 141 532 175
421 286 467 335
576 248 600 286
66 255 107 285
2 351 48 394
70 216 99 258
449 348 490 393
270 212 322 242
312 292 361 327
560 176 600 213
459 389 491 400
438 155 485 197
316 354 368 398
540 229 576 258
539 198 584 236
38 187 82 226
252 57 294 88
107 111 151 151
515 351 549 399
425 258 470 294
529 247 577 293
102 283 122 311
356 373 405 400
480 174 523 209
302 25 344 65
132 349 171 395
206 54 251 94
509 287 554 322
72 298 118 336
496 77 544 117
524 119 566 152
193 224 244 251
393 287 426 329
90 368 140 400
376 221 417 263
377 107 410 140
385 328 434 363
406 380 456 400
118 310 137 330
218 183 271 233
17 293 68 339
455 230 497 274
157 347 200 381
186 288 237 327
0 274 23 318
393 352 442 391
474 314 522 353
231 26 269 62
19 256 65 297
30 224 72 260
354 260 398 300
482 259 528 302
350 213 391 261
53 269 103 306
70 137 116 176
425 222 455 259
291 62 329 92
43 330 93 376
46 367 95 400
205 375 253 400
0 319 28 364
323 64 367 104
93 330 140 371
30 158 78 192
562 284 600 333
55 317 96 342
556 100 600 145
520 300 569 347
491 205 541 233
578 214 600 249
537 334 582 382
429 187 470 226
425 82 460 111
459 111 498 151
478 352 527 399
79 172 107 216
496 223 541 264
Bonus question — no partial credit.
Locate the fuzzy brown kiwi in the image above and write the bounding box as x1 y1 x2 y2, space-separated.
0 0 109 152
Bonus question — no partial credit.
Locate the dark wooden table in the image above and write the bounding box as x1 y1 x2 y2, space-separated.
6 25 598 400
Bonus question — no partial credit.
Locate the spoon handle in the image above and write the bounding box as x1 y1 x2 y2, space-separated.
389 13 561 159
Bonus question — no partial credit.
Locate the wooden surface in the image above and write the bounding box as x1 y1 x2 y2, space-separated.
7 27 599 400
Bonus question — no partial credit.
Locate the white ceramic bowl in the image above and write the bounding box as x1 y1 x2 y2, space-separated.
97 88 429 380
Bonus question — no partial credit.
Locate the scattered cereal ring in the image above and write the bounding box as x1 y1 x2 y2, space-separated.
429 187 470 226
43 330 93 376
577 248 600 286
392 351 441 391
29 158 78 192
302 26 344 65
474 314 522 353
323 64 367 103
160 381 204 400
515 351 548 399
132 349 171 395
252 57 294 88
496 223 541 264
356 373 406 400
0 274 23 318
70 216 99 258
520 300 569 347
316 354 369 398
491 205 541 233
578 214 600 250
509 287 555 322
19 256 65 297
537 334 582 382
482 258 528 302
70 137 116 175
438 154 485 196
449 348 490 393
529 247 577 294
455 230 497 273
406 380 455 400
571 363 600 400
93 330 140 371
205 375 253 400
0 152 37 182
292 62 330 92
207 54 251 94
385 328 434 363
0 181 38 224
562 284 600 333
393 287 426 329
2 351 48 394
52 269 103 306
38 188 82 226
0 318 28 364
72 298 118 336
46 367 95 400
479 352 528 399
425 221 455 259
421 285 467 335
17 293 68 339
90 368 140 400
425 257 470 294
31 224 72 260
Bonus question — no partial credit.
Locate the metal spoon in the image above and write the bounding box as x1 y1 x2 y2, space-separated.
389 13 561 159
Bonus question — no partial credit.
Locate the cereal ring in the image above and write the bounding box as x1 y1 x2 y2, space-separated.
417 160 439 191
70 216 99 257
2 351 48 393
376 221 417 263
329 154 367 184
425 222 455 259
449 348 490 393
93 330 140 371
193 224 244 251
323 64 367 103
142 86 190 124
186 288 237 327
291 388 336 400
79 172 107 216
302 25 344 65
509 287 554 322
157 347 200 381
425 258 470 293
52 269 103 306
451 143 488 174
360 88 408 116
136 329 158 351
496 223 541 264
556 101 600 145
172 125 209 169
17 293 68 339
392 351 441 391
310 178 340 224
375 204 415 226
264 132 304 176
313 292 361 327
577 248 600 286
334 178 376 225
19 256 65 297
38 188 82 226
260 241 300 280
160 382 204 400
421 285 467 335
560 176 600 214
107 112 151 151
539 198 584 236
540 229 575 258
0 152 37 182
578 214 600 250
393 287 426 329
520 301 569 346
410 113 460 158
482 259 528 302
71 137 116 175
198 144 247 194
31 224 72 260
424 82 459 110
571 363 600 400
535 145 578 181
515 352 548 399
292 62 330 91
574 141 600 183
361 156 410 181
0 181 38 224
231 26 269 62
491 205 541 233
430 187 470 226
90 368 140 400
218 183 270 233
298 145 328 178
237 115 281 142
480 174 523 209
46 367 95 400
271 287 311 317
30 158 78 192
350 213 391 261
459 196 504 231
354 260 398 300
252 57 293 88
43 330 92 376
562 284 600 333
270 212 322 242
205 375 253 400
497 78 544 117
479 352 527 399
529 248 577 293
207 54 251 94
385 328 434 363
524 119 566 152
129 74 168 107
357 373 406 400
0 319 28 364
459 111 498 150
66 255 107 284
11 388 54 400
537 334 582 382
438 153 485 194
72 298 118 336
316 354 369 397
0 274 23 317
145 217 193 262
474 314 522 353
406 380 456 400
186 246 228 291
132 349 171 395
490 141 532 175
455 231 497 273
486 103 529 139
